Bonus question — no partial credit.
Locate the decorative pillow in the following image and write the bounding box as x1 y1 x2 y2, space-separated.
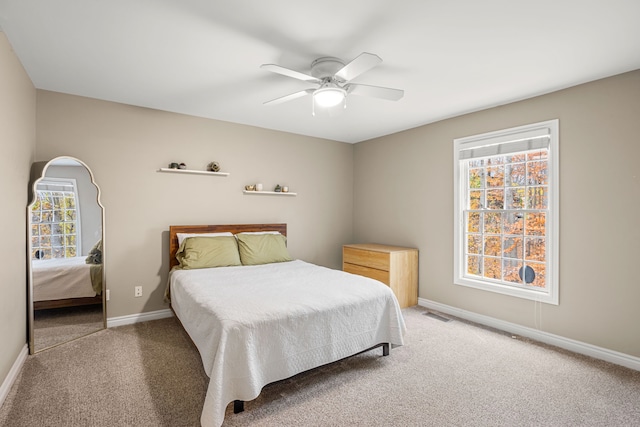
176 236 241 269
236 232 292 265
85 239 102 265
177 232 233 246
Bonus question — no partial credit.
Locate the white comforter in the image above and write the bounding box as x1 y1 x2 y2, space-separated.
170 260 406 427
32 256 96 301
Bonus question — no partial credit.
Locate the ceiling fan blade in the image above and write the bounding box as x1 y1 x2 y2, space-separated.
260 64 321 83
334 52 382 82
263 89 314 106
347 83 404 101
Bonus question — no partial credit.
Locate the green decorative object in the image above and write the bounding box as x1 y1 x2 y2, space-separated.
274 184 282 192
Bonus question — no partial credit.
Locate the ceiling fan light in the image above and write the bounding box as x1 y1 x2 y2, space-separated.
313 87 346 108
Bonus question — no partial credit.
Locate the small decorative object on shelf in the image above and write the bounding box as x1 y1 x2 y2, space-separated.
245 184 256 191
274 184 282 192
207 161 220 172
282 186 289 193
178 163 187 169
169 162 179 169
255 183 263 191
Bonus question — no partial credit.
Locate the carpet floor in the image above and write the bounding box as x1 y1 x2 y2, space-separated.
1 306 639 426
33 305 104 352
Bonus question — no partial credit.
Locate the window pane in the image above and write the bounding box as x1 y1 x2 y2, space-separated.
527 161 547 185
53 194 64 209
486 189 504 209
503 259 522 284
486 165 504 187
484 236 501 256
467 255 482 275
469 190 483 209
42 211 53 222
65 196 76 209
505 187 525 209
484 212 502 233
505 162 526 186
525 237 546 261
525 212 546 236
503 236 523 259
483 258 501 279
467 235 481 254
527 262 546 288
526 186 547 209
469 168 484 189
467 212 481 233
503 212 523 235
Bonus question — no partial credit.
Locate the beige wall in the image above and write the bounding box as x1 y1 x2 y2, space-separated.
35 91 354 318
0 33 36 384
353 70 640 357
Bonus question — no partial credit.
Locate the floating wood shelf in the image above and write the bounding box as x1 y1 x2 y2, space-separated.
243 190 297 196
158 168 229 176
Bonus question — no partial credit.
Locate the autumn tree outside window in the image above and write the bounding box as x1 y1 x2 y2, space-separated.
453 120 559 304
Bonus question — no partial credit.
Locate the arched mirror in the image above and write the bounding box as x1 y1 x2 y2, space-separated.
27 156 106 354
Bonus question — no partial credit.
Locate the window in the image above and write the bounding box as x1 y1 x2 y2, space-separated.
31 178 81 260
453 120 559 304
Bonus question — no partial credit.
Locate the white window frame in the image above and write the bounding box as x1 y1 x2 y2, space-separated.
31 177 82 259
453 119 559 304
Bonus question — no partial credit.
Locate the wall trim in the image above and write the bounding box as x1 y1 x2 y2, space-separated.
0 344 28 409
107 308 173 328
419 298 640 372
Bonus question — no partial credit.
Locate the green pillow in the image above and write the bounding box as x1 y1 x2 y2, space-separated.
176 236 241 269
85 239 102 265
236 233 292 265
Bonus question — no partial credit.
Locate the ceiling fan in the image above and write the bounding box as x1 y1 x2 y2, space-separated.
260 52 404 111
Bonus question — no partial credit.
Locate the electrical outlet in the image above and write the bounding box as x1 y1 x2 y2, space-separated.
134 286 142 297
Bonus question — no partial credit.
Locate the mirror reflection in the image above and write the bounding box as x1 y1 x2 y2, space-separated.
28 157 105 353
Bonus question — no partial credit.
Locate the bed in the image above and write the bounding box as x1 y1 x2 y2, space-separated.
32 256 102 310
167 224 406 427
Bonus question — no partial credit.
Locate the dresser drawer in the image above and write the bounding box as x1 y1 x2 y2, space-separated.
343 262 390 285
343 247 390 271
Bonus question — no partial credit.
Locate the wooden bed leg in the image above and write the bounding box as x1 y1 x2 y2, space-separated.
233 400 244 414
382 343 389 356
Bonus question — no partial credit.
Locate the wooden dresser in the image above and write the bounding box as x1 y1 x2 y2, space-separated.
342 243 418 308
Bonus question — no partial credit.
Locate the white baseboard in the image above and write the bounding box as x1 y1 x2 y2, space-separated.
107 308 173 328
418 298 640 372
0 344 28 409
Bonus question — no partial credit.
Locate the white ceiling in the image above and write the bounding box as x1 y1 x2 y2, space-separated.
1 0 639 143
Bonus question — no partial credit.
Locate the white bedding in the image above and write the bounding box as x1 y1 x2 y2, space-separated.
170 259 406 427
32 256 96 301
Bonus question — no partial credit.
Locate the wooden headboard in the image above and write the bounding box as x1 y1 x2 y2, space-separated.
169 223 287 269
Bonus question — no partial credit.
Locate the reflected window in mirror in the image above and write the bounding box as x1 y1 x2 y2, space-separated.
31 178 81 260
